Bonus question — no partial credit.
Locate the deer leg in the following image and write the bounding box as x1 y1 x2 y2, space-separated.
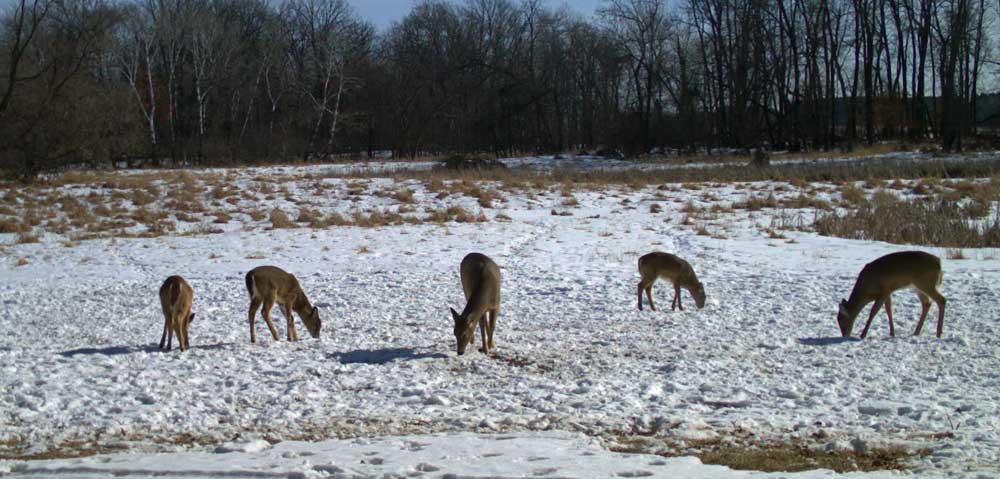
928 290 947 338
860 299 884 339
637 281 646 310
159 313 170 350
914 292 931 336
673 283 683 311
283 304 298 341
173 313 187 352
248 298 262 343
645 284 656 312
261 299 280 341
487 309 497 350
884 294 895 337
478 315 489 353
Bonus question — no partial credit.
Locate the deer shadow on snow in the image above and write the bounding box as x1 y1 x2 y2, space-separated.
331 347 448 365
60 345 161 357
796 337 860 347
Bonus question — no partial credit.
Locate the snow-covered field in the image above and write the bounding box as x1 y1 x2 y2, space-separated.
1 159 998 478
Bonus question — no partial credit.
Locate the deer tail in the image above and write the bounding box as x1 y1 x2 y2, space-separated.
245 271 255 298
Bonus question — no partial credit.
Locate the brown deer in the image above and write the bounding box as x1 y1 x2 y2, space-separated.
837 251 947 339
245 266 321 343
637 252 706 312
450 253 500 355
159 276 194 352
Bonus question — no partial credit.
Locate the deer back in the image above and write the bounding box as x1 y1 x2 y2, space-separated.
159 275 193 317
640 252 696 285
459 253 501 314
247 265 306 305
851 251 941 302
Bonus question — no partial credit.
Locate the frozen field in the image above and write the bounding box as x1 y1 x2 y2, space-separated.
1 162 998 478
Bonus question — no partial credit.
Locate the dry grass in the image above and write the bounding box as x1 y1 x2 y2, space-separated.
0 217 25 234
815 191 1000 247
213 212 232 224
697 444 917 473
734 194 778 211
269 208 296 229
838 184 866 205
781 194 832 211
16 231 40 244
392 188 415 204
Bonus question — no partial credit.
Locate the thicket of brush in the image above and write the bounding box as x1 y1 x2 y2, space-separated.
814 191 1000 248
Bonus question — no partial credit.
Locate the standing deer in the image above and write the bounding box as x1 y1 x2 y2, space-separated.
450 253 500 355
245 266 321 343
159 275 194 352
637 252 706 312
837 251 947 339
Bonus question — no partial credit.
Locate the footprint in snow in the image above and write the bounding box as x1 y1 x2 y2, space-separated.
647 460 667 466
532 467 560 476
404 441 431 451
312 464 344 474
526 456 549 462
415 463 441 472
617 471 654 477
362 457 384 465
482 452 503 458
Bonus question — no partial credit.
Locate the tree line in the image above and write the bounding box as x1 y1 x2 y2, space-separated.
1 0 997 179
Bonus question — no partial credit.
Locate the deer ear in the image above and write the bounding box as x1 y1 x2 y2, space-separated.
450 308 461 322
188 313 195 323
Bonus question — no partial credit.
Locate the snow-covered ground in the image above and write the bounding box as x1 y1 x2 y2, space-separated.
4 431 906 478
1 160 998 478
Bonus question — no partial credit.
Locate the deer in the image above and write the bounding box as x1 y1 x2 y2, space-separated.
245 266 321 343
158 275 195 352
637 252 706 312
837 250 947 339
449 253 501 355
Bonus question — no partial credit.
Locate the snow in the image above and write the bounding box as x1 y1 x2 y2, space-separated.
4 431 907 478
2 157 999 478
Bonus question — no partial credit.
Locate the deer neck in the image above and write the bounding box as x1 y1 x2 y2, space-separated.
291 292 312 316
844 286 872 318
460 286 491 322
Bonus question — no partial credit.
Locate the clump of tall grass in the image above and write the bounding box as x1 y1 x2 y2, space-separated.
814 191 1000 247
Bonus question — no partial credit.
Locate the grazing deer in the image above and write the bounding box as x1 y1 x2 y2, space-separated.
245 266 321 343
837 251 947 339
637 252 706 312
159 276 194 352
450 253 500 355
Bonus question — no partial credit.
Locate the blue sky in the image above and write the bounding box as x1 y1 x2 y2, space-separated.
347 0 605 30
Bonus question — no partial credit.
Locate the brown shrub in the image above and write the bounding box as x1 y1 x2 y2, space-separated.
392 188 415 204
325 212 351 226
16 230 40 244
213 212 232 224
296 208 321 224
247 209 266 222
815 192 1000 248
734 194 778 211
781 194 832 210
838 184 866 205
0 217 24 234
269 208 296 229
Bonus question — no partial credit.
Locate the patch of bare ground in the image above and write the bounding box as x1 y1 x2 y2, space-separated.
0 437 125 461
607 434 923 474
